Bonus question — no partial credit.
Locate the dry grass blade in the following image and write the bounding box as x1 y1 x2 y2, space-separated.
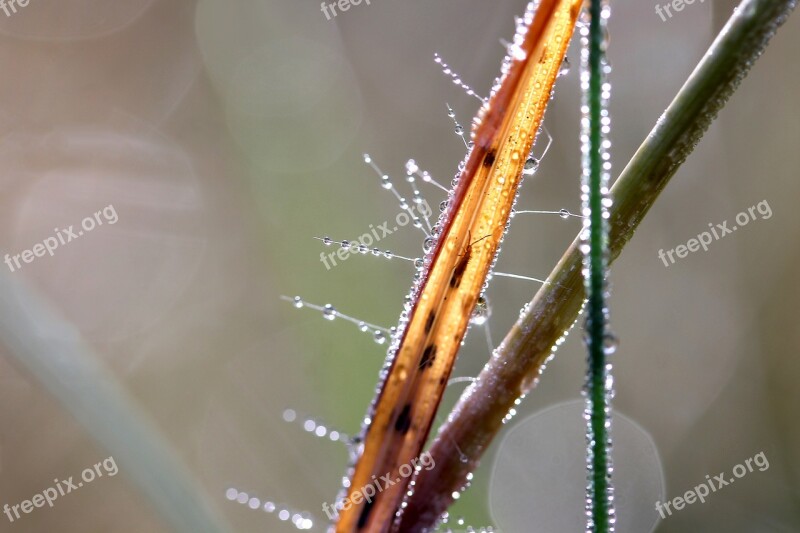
335 1 581 531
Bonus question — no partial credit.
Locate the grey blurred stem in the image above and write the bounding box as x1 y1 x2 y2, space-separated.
0 273 231 533
397 0 797 530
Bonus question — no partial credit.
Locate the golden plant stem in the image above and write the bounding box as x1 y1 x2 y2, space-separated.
335 1 581 531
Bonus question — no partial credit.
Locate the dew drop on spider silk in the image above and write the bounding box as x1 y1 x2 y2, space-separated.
322 304 336 320
423 237 435 253
373 330 386 345
470 296 491 325
292 296 303 309
227 488 315 530
381 175 392 189
439 200 449 213
358 321 369 332
522 157 539 175
559 56 571 77
414 258 424 269
322 236 333 245
559 208 570 219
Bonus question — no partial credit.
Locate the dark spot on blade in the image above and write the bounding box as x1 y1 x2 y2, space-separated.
357 499 375 529
419 344 437 370
425 310 436 333
483 149 496 167
394 404 412 434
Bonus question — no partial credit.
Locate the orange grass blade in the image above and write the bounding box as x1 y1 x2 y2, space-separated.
335 1 581 531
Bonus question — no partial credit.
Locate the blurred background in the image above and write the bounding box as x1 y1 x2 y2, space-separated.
0 0 798 531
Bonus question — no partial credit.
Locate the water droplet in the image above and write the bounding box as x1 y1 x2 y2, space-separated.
292 296 303 309
322 304 336 320
559 56 571 76
423 237 435 253
523 157 539 175
559 208 570 219
470 296 491 325
381 175 392 189
374 331 386 345
603 333 618 355
322 236 333 246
